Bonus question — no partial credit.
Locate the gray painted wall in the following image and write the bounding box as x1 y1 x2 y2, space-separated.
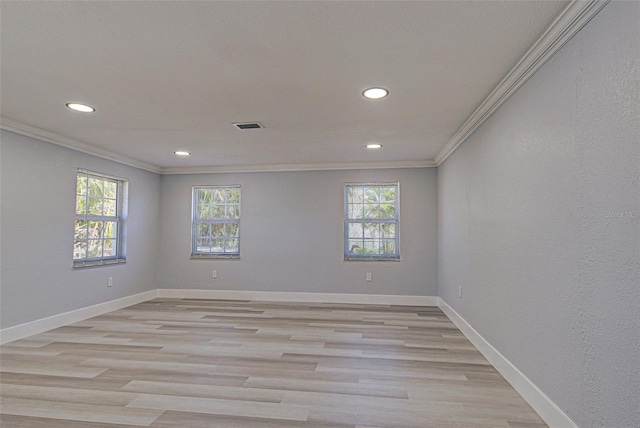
158 168 438 296
437 2 639 427
0 130 162 329
1 3 636 424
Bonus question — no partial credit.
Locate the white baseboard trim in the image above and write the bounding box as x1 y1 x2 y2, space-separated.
0 288 574 427
0 289 436 345
0 290 158 345
157 289 438 307
0 288 575 425
438 298 577 428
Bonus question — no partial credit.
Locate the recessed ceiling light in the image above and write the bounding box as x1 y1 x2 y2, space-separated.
174 151 191 156
66 102 95 113
362 87 389 100
366 143 382 149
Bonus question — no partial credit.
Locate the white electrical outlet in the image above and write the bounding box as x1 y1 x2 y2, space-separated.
212 270 218 279
458 286 462 298
366 272 372 282
107 277 113 287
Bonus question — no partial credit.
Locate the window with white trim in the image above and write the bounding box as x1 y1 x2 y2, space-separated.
191 186 241 258
73 170 127 267
344 183 400 260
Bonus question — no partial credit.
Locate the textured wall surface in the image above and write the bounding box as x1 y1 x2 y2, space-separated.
438 2 640 427
0 131 162 329
158 168 438 297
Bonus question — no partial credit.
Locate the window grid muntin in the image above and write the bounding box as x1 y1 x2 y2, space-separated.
74 170 125 265
192 186 241 257
344 183 400 260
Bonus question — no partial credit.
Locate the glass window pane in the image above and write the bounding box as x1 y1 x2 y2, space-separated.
76 174 87 195
380 204 395 219
363 223 379 238
210 223 224 237
103 199 116 217
88 221 103 239
348 223 363 238
381 239 396 255
226 204 240 219
88 178 103 197
88 240 103 258
73 240 87 260
103 181 117 199
348 239 363 254
212 189 224 204
225 239 238 253
197 223 210 238
381 223 396 238
197 202 209 219
197 238 211 252
74 220 87 240
225 223 239 238
364 188 380 203
212 205 224 218
227 189 240 203
103 239 117 257
212 238 224 252
75 195 86 215
348 186 364 204
381 187 395 202
199 190 211 206
345 184 398 259
192 186 240 256
74 171 126 263
347 186 355 203
364 204 379 219
195 238 205 250
208 190 217 204
349 203 363 220
103 222 117 239
87 197 103 215
363 240 377 254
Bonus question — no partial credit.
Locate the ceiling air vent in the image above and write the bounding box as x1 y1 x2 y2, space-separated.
233 122 264 130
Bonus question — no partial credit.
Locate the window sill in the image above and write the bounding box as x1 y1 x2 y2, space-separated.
73 258 126 269
191 254 240 260
344 256 400 262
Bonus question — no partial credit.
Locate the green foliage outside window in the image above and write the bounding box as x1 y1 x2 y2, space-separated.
345 184 399 259
192 186 241 256
74 171 125 264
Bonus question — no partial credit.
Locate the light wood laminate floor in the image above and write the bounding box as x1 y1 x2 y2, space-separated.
0 298 547 427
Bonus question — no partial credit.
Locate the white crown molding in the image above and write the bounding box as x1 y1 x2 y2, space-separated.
160 160 436 175
438 298 577 428
0 117 163 174
434 0 610 166
1 116 434 174
0 290 158 345
2 0 608 174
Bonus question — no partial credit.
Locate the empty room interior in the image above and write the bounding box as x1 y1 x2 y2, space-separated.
0 1 638 427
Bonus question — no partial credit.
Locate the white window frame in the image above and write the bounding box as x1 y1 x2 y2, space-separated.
191 185 241 259
344 182 400 261
73 169 127 268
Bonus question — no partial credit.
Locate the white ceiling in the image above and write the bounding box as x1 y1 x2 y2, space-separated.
1 1 572 173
